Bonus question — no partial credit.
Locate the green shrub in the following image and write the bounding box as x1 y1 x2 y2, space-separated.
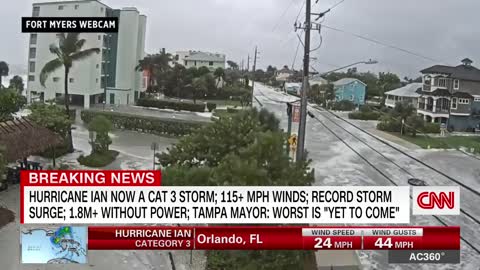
331 100 356 111
206 103 217 112
421 123 441 134
137 98 216 112
377 115 402 132
78 150 119 168
348 111 382 120
226 107 239 114
81 110 206 137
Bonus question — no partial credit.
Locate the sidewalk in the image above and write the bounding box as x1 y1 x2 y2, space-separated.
368 129 421 150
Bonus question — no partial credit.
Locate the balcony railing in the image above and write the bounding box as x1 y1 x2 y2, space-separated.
418 103 450 114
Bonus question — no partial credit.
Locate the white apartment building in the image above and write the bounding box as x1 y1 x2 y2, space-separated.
173 51 226 71
27 0 147 108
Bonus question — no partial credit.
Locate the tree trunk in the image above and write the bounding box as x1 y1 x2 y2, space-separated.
0 76 2 89
64 67 74 153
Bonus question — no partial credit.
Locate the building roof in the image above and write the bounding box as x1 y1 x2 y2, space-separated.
333 78 366 86
419 88 452 97
452 92 474 99
33 0 110 8
277 68 294 74
310 75 327 83
0 118 63 162
385 83 422 98
182 51 225 62
421 63 480 82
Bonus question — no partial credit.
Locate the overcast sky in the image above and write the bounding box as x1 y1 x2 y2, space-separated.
1 0 479 78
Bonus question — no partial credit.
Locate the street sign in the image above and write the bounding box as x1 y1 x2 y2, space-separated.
288 134 297 150
292 105 301 123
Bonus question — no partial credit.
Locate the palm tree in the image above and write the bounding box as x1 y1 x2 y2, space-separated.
40 33 100 152
0 61 9 89
213 67 225 88
9 75 24 94
136 50 172 93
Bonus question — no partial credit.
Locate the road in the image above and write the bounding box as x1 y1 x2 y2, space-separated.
253 82 480 270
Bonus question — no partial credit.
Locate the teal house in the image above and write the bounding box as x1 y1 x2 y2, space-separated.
333 78 367 105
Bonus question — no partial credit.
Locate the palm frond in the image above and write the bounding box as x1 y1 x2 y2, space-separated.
75 39 86 51
56 33 66 45
70 48 101 62
49 44 64 60
40 59 63 87
61 33 81 54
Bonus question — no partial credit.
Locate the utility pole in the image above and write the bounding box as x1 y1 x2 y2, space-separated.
296 0 312 162
294 0 323 162
251 46 259 94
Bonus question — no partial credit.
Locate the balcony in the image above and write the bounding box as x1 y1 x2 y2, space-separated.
418 103 450 114
423 84 431 91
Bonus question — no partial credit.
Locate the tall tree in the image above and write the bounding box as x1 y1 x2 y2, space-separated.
227 60 239 70
39 33 100 152
213 67 225 88
9 75 24 94
0 61 9 89
136 50 173 93
0 89 26 121
378 72 401 96
192 77 208 104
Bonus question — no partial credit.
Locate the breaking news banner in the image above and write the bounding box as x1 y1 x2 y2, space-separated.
20 171 412 224
21 17 118 33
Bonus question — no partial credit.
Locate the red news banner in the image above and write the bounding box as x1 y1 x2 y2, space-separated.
88 226 460 250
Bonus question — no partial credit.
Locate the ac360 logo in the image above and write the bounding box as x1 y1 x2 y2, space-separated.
412 187 460 215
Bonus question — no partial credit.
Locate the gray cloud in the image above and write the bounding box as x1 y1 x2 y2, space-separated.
1 0 479 78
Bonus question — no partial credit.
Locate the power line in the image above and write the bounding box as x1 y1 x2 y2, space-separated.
291 39 302 70
321 24 447 64
272 0 297 32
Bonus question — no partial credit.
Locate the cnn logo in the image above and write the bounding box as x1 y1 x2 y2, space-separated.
412 187 460 215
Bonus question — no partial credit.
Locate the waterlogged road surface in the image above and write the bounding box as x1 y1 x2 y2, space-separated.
253 82 480 270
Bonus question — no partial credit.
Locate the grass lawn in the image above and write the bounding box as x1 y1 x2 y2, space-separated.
391 133 480 151
78 150 119 167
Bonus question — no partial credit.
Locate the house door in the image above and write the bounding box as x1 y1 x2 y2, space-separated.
110 93 115 105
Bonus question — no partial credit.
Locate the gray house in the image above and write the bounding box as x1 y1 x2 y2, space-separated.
419 58 480 131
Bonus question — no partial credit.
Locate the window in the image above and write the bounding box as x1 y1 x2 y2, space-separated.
194 61 197 66
453 79 459 90
69 78 74 83
58 5 64 10
100 7 104 12
98 35 102 40
96 64 99 69
438 78 447 88
350 95 354 101
209 61 214 66
29 48 36 59
53 77 60 82
96 78 99 83
30 34 37 45
75 4 79 9
424 75 431 85
110 93 115 105
459 98 470 104
451 98 457 109
29 62 35 73
28 75 35 82
32 6 40 17
474 97 480 102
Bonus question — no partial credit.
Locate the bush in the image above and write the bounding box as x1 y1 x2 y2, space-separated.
331 100 355 111
377 115 402 132
78 150 119 167
37 142 69 158
348 111 382 120
81 110 206 137
137 98 216 112
207 103 217 112
421 122 441 134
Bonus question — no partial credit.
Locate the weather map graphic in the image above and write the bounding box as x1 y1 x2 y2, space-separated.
21 226 87 264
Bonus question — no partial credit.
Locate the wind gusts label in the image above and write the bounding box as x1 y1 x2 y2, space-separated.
20 171 410 224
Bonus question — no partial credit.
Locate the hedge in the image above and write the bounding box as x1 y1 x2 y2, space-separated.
421 123 441 134
137 98 217 112
81 110 207 137
330 100 356 111
348 111 382 120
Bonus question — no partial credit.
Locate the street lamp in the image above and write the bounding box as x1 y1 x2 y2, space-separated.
311 59 378 76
